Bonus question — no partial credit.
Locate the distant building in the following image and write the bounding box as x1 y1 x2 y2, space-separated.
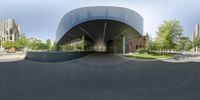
28 37 39 42
0 18 20 51
129 32 149 52
192 24 200 41
192 24 200 51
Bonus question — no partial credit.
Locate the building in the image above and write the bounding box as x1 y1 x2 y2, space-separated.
28 37 39 42
0 18 20 51
129 33 149 52
192 24 200 41
55 6 143 54
192 24 200 51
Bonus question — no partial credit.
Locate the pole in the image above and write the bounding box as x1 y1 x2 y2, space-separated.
123 36 125 55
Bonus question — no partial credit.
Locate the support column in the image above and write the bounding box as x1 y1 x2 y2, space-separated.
123 36 125 55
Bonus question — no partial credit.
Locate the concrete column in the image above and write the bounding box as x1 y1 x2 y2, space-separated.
123 36 125 55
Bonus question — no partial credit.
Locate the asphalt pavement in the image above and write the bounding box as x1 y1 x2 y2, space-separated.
0 53 200 100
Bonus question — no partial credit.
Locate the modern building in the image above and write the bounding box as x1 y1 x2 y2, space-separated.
55 6 143 54
192 24 200 51
0 18 20 51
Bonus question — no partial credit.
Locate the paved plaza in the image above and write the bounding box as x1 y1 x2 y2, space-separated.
0 52 26 62
0 53 200 100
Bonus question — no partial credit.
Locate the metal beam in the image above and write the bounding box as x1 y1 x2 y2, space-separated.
67 33 77 37
114 28 130 40
102 22 107 41
79 27 96 42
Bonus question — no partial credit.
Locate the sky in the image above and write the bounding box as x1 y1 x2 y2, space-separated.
0 0 200 41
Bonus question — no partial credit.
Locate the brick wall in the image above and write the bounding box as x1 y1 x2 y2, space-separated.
129 34 148 53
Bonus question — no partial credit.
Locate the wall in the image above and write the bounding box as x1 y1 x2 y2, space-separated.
25 51 93 62
129 34 148 52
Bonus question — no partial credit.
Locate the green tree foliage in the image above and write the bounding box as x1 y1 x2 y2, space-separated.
2 41 15 49
1 33 54 51
15 34 29 50
28 40 43 50
60 44 73 51
145 39 157 52
51 42 56 51
60 40 85 51
28 39 54 51
46 39 52 50
38 42 47 50
193 37 200 50
76 41 84 50
156 20 183 53
136 48 147 54
176 36 192 51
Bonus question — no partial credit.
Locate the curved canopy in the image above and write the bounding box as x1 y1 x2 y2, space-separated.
55 6 143 45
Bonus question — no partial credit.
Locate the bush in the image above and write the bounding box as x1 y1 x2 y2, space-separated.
136 48 148 54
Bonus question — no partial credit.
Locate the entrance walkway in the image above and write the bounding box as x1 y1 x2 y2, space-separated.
0 52 26 62
77 53 129 66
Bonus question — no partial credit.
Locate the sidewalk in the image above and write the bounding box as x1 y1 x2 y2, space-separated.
0 53 26 62
163 54 200 62
117 52 200 63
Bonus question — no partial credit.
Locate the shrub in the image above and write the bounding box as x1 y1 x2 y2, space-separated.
136 48 148 54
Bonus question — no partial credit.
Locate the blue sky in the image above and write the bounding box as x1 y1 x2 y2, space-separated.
0 0 200 41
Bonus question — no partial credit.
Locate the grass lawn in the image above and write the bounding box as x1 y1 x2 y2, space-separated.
124 53 173 60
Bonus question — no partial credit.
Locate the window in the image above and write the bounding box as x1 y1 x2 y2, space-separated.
10 36 12 40
136 45 138 49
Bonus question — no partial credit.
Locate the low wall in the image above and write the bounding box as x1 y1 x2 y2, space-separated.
25 51 93 62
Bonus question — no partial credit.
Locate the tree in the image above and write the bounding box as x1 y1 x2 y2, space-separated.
2 41 15 49
51 42 56 51
156 20 183 53
176 36 192 51
185 40 193 51
60 44 73 51
28 39 54 51
38 42 47 50
193 37 200 51
145 39 157 52
75 41 84 50
46 39 52 50
28 39 43 50
15 34 29 51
